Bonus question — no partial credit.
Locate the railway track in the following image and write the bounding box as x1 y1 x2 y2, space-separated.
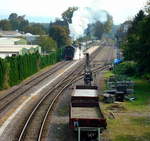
16 46 114 141
38 46 115 141
0 45 113 141
0 61 72 112
17 61 84 141
0 45 102 113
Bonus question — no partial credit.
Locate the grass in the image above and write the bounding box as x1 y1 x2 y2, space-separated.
102 71 150 141
122 79 150 112
107 114 150 141
103 70 114 78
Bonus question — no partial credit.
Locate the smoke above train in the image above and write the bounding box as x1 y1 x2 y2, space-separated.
69 7 110 39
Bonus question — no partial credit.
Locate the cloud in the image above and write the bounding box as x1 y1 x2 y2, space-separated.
0 0 147 24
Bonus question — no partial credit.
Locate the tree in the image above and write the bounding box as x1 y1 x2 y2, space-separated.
104 14 113 33
8 13 29 31
84 13 113 40
122 11 145 61
84 23 95 39
121 9 150 74
84 21 105 40
49 25 70 48
93 21 104 39
17 15 29 31
49 19 69 33
128 10 145 34
145 0 150 14
0 20 12 30
37 36 57 53
8 13 18 20
115 20 132 47
24 24 45 35
62 7 78 24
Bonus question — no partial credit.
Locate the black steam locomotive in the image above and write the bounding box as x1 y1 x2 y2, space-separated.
64 45 75 60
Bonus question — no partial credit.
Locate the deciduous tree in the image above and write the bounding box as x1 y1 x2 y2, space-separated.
49 25 70 48
62 7 78 24
0 20 12 30
38 36 57 53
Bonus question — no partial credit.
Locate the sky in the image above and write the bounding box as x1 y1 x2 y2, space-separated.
0 0 147 24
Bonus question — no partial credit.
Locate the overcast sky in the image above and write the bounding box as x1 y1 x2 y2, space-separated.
0 0 147 24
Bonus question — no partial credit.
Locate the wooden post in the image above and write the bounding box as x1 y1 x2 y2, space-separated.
78 127 80 141
98 128 100 141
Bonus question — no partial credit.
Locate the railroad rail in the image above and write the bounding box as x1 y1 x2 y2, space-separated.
0 61 72 112
0 45 114 141
0 45 102 113
17 46 114 141
17 61 84 141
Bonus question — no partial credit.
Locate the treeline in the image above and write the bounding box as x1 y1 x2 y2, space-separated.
84 14 113 40
0 7 78 90
0 13 47 35
0 7 78 50
116 1 150 78
0 49 62 90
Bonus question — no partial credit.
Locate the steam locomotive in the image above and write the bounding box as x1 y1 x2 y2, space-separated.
64 45 75 60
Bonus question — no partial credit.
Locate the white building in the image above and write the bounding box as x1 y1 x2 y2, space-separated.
0 37 21 45
0 45 41 58
0 31 22 37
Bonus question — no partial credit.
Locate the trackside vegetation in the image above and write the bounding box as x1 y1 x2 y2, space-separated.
102 70 150 141
0 48 63 90
116 0 150 78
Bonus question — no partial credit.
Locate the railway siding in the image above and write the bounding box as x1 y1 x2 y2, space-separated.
0 61 78 140
0 45 106 141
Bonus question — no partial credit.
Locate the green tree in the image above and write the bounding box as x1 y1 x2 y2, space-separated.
8 13 18 20
38 36 57 53
122 10 146 60
128 10 145 34
49 25 70 48
49 19 69 33
122 9 150 74
8 13 29 31
0 20 12 30
104 14 113 33
93 21 104 39
17 15 29 31
24 24 45 35
62 7 78 24
145 0 150 14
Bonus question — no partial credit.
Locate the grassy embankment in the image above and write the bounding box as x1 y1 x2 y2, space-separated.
102 71 150 141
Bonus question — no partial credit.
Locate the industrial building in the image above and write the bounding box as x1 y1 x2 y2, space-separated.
0 45 41 58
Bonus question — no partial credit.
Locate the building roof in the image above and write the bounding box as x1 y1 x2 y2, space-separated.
0 38 20 45
0 45 39 52
0 31 22 36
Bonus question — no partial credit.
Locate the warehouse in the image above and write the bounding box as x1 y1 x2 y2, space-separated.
0 45 41 58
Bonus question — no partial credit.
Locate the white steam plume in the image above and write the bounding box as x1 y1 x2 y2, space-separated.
69 7 108 39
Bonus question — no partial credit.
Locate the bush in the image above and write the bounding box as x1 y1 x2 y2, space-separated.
113 61 137 76
0 48 63 89
142 73 150 80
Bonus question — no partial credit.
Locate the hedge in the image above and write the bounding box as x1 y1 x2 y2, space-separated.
0 48 64 89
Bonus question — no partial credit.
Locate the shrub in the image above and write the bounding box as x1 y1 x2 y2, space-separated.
113 61 137 76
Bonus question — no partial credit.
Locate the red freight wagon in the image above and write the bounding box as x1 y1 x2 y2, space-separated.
69 85 107 141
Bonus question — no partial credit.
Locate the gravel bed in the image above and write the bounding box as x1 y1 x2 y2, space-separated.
0 46 115 141
44 46 115 141
0 61 77 141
